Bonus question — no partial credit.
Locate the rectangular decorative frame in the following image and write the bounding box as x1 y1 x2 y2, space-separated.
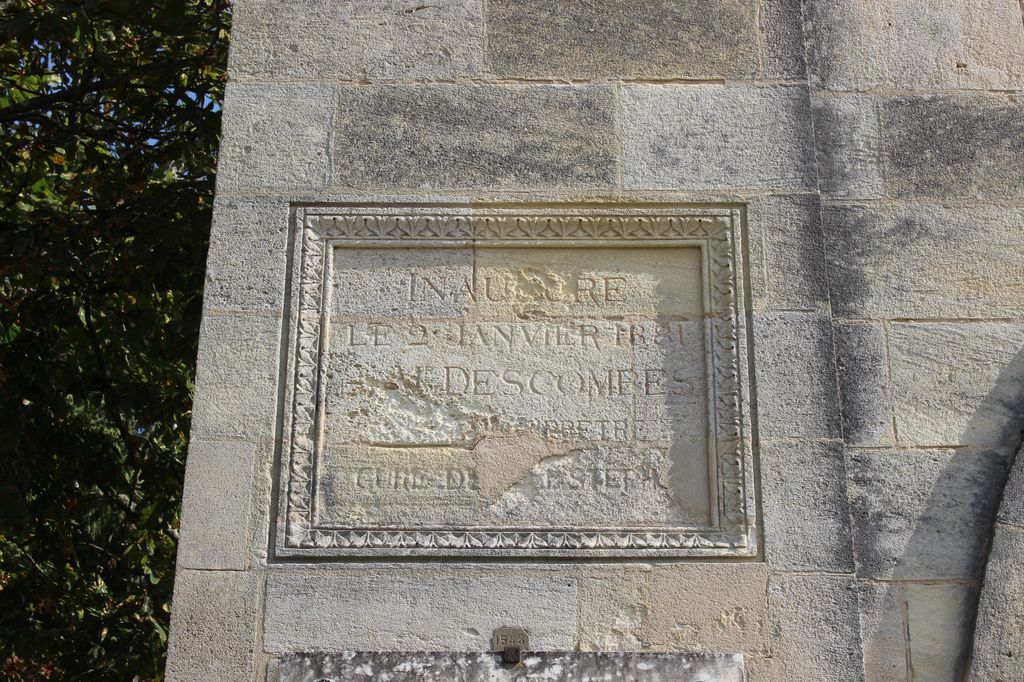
275 203 757 558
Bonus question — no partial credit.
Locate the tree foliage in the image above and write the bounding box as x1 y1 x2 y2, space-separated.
0 1 229 678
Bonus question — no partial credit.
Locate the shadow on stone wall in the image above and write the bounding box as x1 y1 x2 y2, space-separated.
901 345 1024 678
962 347 1024 680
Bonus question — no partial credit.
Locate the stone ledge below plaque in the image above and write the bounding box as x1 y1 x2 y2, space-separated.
277 651 746 682
276 204 757 558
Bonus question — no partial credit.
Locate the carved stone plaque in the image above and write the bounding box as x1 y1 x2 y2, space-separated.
276 205 756 557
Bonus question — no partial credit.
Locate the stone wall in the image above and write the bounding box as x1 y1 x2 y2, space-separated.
166 2 1024 680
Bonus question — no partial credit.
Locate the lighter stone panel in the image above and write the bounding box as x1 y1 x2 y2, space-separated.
322 245 710 528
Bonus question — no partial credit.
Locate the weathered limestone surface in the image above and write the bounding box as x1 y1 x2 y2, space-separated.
859 581 978 681
810 3 1024 677
811 94 884 201
752 312 842 440
262 574 578 652
833 323 895 448
165 570 260 682
849 448 1008 580
971 524 1024 680
175 440 256 570
168 0 1024 680
824 205 1024 320
646 564 770 655
886 323 1024 448
880 95 1024 200
188 312 281 442
905 583 975 680
969 440 1024 680
857 582 908 681
763 575 865 681
203 198 290 313
747 194 828 312
334 85 618 191
804 0 1024 91
230 0 483 82
575 566 651 651
216 83 333 193
760 0 806 80
485 0 758 79
759 440 854 572
622 85 815 191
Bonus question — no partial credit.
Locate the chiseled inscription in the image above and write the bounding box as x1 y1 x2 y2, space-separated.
317 246 712 529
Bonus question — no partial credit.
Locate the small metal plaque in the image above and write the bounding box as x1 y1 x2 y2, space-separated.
491 626 530 653
278 651 746 681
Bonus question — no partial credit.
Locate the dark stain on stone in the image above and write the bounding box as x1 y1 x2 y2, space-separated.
762 0 807 79
793 194 829 308
334 84 618 190
849 448 1011 580
881 94 1024 199
802 1 847 88
485 0 758 79
810 98 850 195
821 205 873 319
833 323 891 446
811 313 844 440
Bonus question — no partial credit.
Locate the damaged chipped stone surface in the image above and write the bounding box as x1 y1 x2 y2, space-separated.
277 651 746 682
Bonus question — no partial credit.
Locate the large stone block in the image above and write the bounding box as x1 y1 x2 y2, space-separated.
622 85 815 192
747 194 828 312
834 323 896 448
217 83 334 193
811 94 883 200
858 584 975 682
752 312 842 440
766 575 865 682
176 440 257 570
165 569 260 682
484 0 758 79
804 0 1024 91
229 0 483 81
880 94 1024 200
760 440 854 572
886 323 1024 448
849 448 1008 580
575 565 652 651
970 524 1024 681
332 84 617 191
825 205 1024 321
905 583 974 680
262 572 578 652
761 0 807 80
646 564 769 656
857 582 909 682
190 313 282 442
204 198 291 314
